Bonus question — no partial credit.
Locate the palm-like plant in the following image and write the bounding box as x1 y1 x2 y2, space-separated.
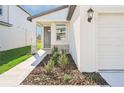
59 49 68 70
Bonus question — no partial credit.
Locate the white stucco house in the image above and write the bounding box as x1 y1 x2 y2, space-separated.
0 5 36 53
27 5 124 72
1 5 124 73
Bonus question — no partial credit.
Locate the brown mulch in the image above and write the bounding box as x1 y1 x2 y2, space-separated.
21 54 108 85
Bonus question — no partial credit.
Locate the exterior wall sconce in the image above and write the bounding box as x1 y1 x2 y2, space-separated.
87 8 94 22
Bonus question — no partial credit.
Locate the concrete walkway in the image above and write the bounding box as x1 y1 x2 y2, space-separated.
0 49 47 87
100 71 124 87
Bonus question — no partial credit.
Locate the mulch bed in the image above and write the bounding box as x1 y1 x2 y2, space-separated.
21 54 108 85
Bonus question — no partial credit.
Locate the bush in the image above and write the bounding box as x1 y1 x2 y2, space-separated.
58 49 68 70
51 46 58 54
44 58 54 74
51 46 59 65
64 74 72 83
61 49 66 54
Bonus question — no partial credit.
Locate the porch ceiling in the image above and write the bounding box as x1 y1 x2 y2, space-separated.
27 5 69 21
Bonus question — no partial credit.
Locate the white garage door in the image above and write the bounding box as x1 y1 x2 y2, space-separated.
98 13 124 70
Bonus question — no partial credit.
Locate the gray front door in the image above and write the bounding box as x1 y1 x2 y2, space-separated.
44 26 51 48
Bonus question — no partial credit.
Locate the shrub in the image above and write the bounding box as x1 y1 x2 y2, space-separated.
58 49 68 70
64 74 72 83
44 58 54 74
51 46 59 65
60 49 66 54
51 46 58 54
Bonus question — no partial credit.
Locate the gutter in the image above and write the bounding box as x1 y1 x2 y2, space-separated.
17 5 32 16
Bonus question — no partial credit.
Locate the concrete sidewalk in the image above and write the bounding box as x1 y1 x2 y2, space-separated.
0 49 47 87
100 71 124 87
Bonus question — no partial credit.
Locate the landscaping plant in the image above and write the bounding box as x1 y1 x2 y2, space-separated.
59 49 68 70
51 46 59 65
44 58 54 74
64 74 72 83
51 46 58 54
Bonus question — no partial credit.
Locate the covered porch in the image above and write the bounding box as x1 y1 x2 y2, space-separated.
31 6 70 54
36 22 69 54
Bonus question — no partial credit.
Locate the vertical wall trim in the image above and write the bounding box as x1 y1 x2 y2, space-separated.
8 5 9 23
25 29 27 46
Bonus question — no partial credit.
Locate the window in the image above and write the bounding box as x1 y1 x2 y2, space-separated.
56 24 66 40
0 5 2 15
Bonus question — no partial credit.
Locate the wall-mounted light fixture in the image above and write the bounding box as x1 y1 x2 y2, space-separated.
87 8 94 22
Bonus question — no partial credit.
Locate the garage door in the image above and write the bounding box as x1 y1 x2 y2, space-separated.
98 13 124 70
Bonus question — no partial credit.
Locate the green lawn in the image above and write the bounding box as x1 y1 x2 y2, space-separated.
0 54 31 74
0 46 32 74
37 40 42 50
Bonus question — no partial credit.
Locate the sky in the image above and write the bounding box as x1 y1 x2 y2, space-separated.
21 5 60 15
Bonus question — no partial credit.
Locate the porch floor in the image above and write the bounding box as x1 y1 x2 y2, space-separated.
0 49 46 87
42 48 51 54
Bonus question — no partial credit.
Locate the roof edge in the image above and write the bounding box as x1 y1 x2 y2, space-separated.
17 5 32 16
66 5 76 21
27 5 69 21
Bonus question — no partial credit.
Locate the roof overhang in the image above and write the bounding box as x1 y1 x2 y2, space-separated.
66 5 76 21
17 5 31 16
27 5 69 21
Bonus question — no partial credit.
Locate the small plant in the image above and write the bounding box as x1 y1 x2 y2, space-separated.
60 49 66 54
59 49 68 69
83 72 98 83
44 58 54 74
64 74 72 83
51 46 58 54
51 46 59 65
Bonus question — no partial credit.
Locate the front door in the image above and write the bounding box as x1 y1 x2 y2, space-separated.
44 26 51 48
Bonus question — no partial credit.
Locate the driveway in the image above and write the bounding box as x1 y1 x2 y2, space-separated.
100 71 124 87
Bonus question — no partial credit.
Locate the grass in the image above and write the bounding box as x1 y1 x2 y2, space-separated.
0 54 31 74
0 46 32 74
37 40 42 50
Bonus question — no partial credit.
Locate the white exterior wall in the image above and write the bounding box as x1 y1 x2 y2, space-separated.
77 5 124 72
79 6 96 72
0 6 36 53
69 6 81 69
